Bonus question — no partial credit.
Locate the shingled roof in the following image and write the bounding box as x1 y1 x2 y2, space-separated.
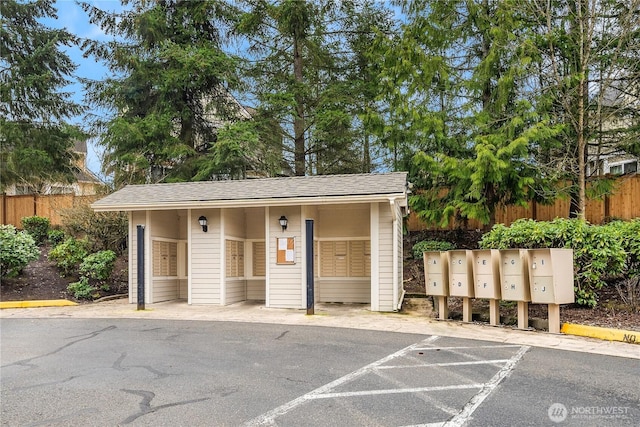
92 172 408 211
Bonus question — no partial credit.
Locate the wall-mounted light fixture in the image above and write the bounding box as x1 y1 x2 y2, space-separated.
279 215 288 232
198 216 208 232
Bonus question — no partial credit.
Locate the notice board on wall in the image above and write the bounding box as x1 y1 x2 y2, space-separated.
276 237 295 265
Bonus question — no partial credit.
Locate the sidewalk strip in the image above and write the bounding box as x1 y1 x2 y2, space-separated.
0 300 77 309
561 323 639 345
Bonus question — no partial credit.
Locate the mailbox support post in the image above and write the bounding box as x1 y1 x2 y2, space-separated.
462 297 472 322
489 299 500 326
436 296 448 320
517 301 528 329
548 304 560 333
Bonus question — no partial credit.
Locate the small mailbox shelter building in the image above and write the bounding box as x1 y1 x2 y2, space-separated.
92 172 409 312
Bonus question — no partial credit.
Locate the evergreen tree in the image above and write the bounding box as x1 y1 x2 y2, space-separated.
236 0 391 176
81 0 272 185
0 0 83 192
376 0 561 227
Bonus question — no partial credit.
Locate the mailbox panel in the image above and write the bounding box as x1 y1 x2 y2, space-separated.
530 276 556 304
527 248 575 304
425 273 448 296
449 274 473 297
475 274 500 299
424 252 444 274
473 251 494 275
529 252 553 276
500 250 525 276
449 252 468 274
501 275 531 301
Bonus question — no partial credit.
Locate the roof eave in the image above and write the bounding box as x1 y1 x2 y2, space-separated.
91 192 407 212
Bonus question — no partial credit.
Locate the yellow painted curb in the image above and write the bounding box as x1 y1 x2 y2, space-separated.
0 300 78 309
561 323 639 345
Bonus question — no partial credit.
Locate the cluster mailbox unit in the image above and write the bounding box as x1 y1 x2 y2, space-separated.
447 250 474 322
498 249 532 330
424 248 574 332
472 249 501 325
423 251 449 320
528 248 574 333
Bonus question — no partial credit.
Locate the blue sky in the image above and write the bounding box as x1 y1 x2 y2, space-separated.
45 0 124 178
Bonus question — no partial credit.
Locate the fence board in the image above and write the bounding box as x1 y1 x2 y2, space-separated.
408 174 640 231
1 194 97 228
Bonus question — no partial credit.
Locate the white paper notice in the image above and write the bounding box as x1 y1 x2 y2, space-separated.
278 238 288 250
285 249 294 262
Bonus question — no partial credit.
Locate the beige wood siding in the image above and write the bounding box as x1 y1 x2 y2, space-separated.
153 278 179 302
129 211 147 304
377 202 394 311
225 279 246 304
191 209 221 304
149 210 181 239
395 202 404 309
317 205 369 238
247 279 266 300
224 207 245 238
179 279 188 299
245 207 265 239
268 207 302 308
317 279 370 303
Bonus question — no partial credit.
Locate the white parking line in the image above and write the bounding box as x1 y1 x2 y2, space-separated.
243 336 441 426
243 338 529 427
376 359 511 369
312 384 484 399
443 345 530 427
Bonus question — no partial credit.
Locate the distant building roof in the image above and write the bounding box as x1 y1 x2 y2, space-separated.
92 172 408 211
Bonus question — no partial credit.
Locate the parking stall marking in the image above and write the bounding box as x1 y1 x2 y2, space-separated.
244 337 530 427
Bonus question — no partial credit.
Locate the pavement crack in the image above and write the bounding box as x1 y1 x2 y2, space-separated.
113 352 128 371
275 330 289 340
1 325 117 368
120 389 210 424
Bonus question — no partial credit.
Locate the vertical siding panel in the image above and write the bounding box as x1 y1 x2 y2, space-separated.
378 202 394 311
268 207 302 308
191 209 221 304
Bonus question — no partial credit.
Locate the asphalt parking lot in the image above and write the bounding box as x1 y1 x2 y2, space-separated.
2 318 637 426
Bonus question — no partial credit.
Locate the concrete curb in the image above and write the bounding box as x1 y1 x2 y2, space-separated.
561 323 639 345
0 299 78 309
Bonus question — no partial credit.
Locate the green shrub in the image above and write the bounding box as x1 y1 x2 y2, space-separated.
61 204 127 254
48 238 88 276
79 250 116 282
605 219 640 310
480 218 626 308
67 277 97 300
21 216 50 245
47 229 66 246
412 240 456 259
0 225 40 278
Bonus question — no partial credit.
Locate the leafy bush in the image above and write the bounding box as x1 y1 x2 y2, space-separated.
412 240 455 259
67 277 97 300
605 219 640 311
79 250 116 282
48 238 88 276
0 225 40 278
61 204 127 254
47 229 66 246
21 216 50 245
480 218 627 308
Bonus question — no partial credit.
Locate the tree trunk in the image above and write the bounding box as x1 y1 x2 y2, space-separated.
293 35 305 176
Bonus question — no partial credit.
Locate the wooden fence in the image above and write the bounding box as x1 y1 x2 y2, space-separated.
407 174 640 231
3 174 639 231
0 194 97 228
